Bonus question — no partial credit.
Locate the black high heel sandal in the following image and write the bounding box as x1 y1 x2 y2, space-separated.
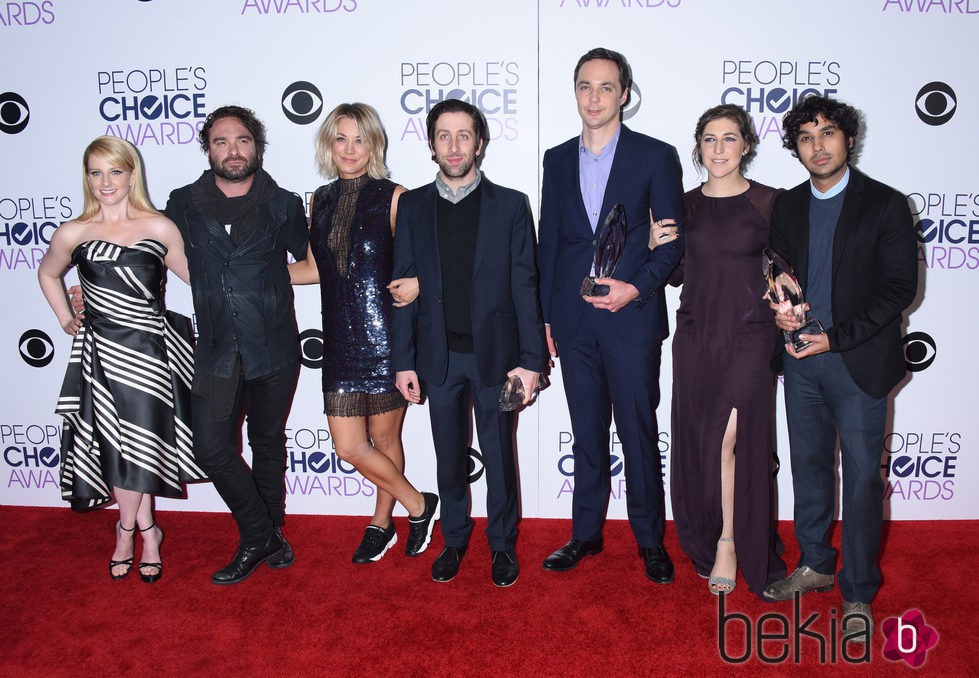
110 522 136 581
138 523 164 584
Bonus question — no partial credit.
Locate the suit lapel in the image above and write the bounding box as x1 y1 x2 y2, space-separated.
600 125 630 223
192 206 236 247
789 185 812 290
420 183 444 299
472 177 494 278
568 143 591 231
832 167 863 281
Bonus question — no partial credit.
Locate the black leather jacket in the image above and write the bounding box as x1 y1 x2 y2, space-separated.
165 183 308 381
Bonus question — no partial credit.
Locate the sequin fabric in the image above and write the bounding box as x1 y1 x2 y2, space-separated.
311 176 405 417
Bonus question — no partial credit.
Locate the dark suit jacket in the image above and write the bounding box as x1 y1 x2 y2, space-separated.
390 176 547 388
537 124 684 344
769 167 918 398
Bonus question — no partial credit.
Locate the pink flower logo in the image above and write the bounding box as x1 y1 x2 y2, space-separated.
882 610 939 668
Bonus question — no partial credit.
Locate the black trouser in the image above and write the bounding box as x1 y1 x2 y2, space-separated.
192 363 299 546
426 351 519 552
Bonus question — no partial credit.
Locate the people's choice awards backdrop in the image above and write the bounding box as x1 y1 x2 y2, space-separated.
1 1 974 521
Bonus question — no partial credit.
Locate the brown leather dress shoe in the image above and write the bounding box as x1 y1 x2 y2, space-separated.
842 601 874 642
763 566 834 601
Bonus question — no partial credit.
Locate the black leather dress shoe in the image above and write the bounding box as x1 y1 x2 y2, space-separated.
491 550 519 587
639 544 675 584
267 528 294 569
542 538 603 571
211 531 284 585
432 545 466 583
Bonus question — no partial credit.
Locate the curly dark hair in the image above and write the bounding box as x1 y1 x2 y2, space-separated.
425 98 489 159
692 104 759 173
573 47 633 109
198 105 268 160
781 95 859 160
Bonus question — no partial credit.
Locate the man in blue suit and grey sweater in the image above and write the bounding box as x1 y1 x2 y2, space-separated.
392 99 547 587
537 48 684 583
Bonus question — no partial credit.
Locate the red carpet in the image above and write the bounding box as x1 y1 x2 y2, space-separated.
0 506 974 676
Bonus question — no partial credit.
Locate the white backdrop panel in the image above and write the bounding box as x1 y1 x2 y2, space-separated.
1 0 975 520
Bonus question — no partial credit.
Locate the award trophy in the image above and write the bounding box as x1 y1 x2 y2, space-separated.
498 373 551 412
580 203 627 297
762 247 824 351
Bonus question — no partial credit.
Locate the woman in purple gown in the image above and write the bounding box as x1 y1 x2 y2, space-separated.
652 104 786 597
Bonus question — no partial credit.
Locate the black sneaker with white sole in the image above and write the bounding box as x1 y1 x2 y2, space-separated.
351 524 398 564
406 492 439 557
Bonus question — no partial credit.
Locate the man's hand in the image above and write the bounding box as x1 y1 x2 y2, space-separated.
769 298 809 333
545 324 558 366
784 332 830 360
395 370 422 404
507 367 539 406
584 278 639 312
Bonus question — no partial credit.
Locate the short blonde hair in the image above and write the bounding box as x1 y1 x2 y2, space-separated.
314 103 390 180
79 135 158 221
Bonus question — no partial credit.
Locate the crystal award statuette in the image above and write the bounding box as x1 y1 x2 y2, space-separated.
498 373 551 412
580 203 627 297
763 247 825 351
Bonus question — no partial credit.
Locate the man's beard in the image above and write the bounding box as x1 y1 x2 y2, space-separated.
210 153 261 182
437 156 475 180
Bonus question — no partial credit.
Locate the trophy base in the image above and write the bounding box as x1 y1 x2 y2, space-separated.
579 276 610 297
788 319 825 351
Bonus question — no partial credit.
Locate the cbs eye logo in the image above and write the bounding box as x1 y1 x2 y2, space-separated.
0 92 30 135
281 81 323 125
467 448 484 483
903 331 936 372
19 329 54 368
299 329 323 369
915 82 956 126
622 82 641 122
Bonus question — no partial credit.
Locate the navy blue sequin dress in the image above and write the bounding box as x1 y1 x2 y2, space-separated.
310 175 405 416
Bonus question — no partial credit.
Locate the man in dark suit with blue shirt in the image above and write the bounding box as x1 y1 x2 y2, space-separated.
392 99 547 587
537 48 684 583
762 96 917 643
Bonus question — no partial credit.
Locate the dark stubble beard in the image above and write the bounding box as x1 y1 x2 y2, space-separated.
437 156 475 180
209 153 261 182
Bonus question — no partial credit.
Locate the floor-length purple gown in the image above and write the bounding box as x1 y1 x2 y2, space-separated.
669 181 787 598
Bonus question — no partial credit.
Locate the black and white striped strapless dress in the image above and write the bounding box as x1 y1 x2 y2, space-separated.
56 239 206 510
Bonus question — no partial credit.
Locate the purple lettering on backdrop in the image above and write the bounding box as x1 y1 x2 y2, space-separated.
0 1 56 27
882 0 979 12
240 0 358 15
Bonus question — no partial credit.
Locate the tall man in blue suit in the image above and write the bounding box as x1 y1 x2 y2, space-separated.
538 48 684 583
762 96 917 642
392 99 547 587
